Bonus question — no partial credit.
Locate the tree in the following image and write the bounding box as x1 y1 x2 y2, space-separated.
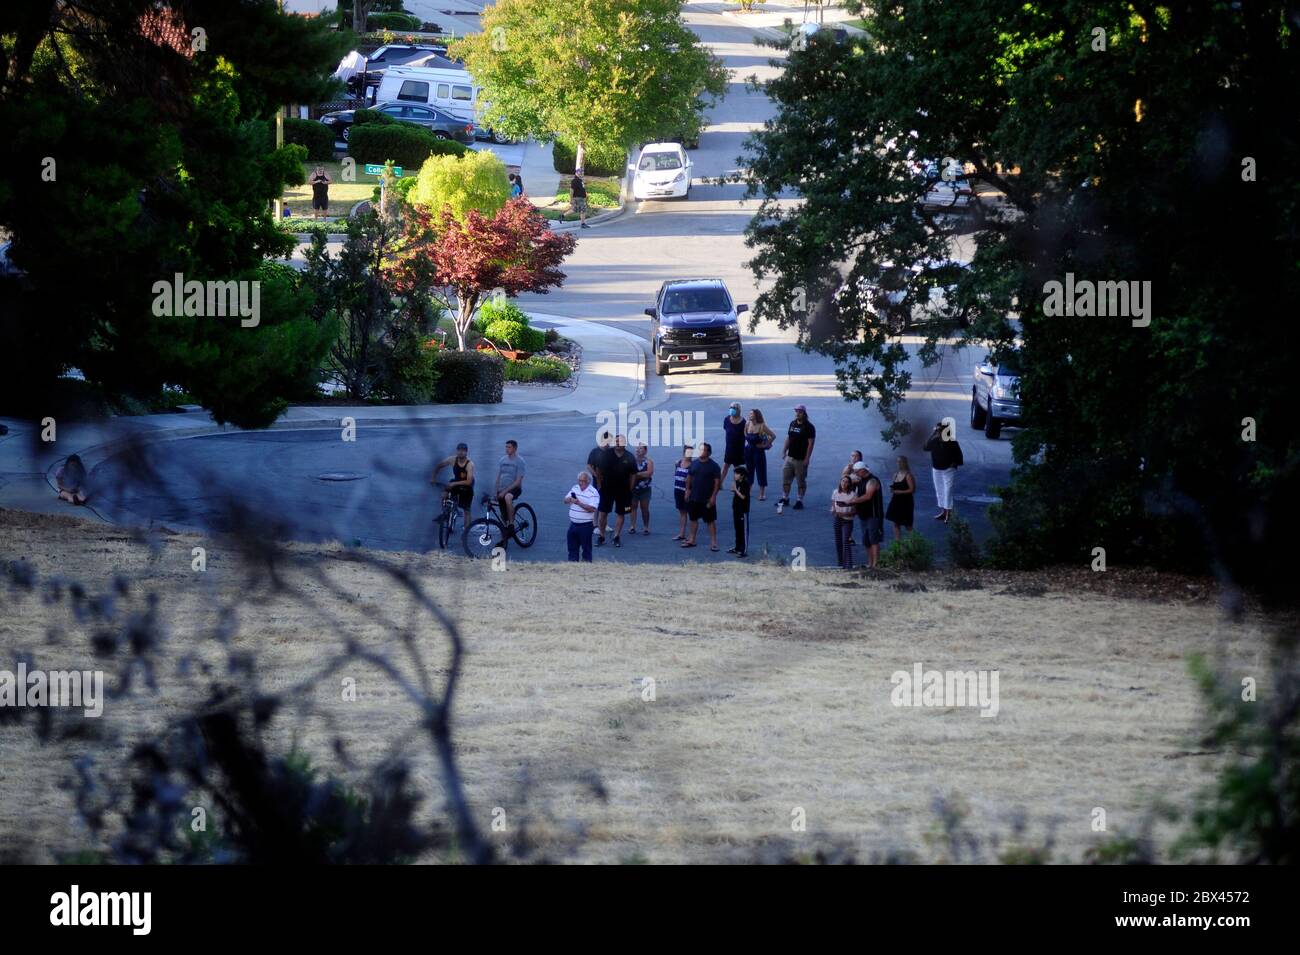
0 0 348 427
740 1 1300 598
453 0 727 172
390 198 575 351
410 149 512 223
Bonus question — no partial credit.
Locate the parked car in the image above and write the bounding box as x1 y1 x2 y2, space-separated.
630 143 693 201
645 279 746 375
837 258 972 333
0 240 24 279
970 349 1022 439
318 102 474 144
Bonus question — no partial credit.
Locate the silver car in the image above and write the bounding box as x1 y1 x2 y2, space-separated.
970 349 1021 439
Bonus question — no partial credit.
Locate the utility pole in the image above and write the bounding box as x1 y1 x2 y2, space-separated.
272 0 285 220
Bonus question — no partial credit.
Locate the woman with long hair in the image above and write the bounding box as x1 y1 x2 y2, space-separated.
885 455 916 539
743 408 775 501
831 474 858 569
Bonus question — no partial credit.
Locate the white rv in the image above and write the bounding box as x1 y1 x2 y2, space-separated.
375 65 513 144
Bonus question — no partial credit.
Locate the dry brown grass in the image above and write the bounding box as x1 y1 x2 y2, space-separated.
0 509 1275 863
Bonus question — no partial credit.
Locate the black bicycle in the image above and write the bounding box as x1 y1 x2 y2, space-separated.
432 481 471 550
463 493 538 559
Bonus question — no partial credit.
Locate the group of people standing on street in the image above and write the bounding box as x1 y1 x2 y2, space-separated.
433 403 965 568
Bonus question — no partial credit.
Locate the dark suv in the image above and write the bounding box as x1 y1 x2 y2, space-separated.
645 279 746 375
970 349 1022 439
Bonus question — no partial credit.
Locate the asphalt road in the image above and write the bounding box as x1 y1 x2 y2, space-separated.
91 3 1017 567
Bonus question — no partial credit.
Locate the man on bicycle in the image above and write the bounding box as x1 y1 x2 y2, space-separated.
432 442 475 529
496 439 525 533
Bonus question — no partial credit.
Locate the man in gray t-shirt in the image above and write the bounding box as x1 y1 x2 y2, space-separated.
495 439 525 528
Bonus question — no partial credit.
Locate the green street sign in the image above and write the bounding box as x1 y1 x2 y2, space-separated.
364 164 403 177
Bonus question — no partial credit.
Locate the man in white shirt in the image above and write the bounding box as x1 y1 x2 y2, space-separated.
564 470 600 562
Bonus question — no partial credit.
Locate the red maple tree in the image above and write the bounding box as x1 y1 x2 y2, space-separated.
390 198 577 351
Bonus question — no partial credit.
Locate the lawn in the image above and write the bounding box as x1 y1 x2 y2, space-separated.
551 176 622 209
281 159 381 220
0 509 1274 864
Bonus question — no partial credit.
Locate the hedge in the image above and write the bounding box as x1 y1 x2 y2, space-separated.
552 138 627 177
352 108 397 127
433 350 503 404
284 117 336 161
482 319 545 354
348 123 469 170
367 11 422 30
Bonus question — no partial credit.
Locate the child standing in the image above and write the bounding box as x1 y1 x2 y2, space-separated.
728 464 750 557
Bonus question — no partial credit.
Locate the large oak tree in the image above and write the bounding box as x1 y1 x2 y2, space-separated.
741 1 1299 598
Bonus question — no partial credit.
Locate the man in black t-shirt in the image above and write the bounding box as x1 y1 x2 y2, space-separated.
595 434 638 547
779 404 817 509
570 169 590 229
682 442 723 551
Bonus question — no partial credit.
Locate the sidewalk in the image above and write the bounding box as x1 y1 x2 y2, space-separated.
0 313 646 518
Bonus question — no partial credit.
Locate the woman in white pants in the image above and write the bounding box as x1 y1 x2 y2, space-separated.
922 421 964 523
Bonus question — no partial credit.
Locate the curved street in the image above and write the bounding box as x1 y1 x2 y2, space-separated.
82 2 1015 566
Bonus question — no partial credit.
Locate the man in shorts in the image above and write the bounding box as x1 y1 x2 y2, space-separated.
595 434 637 547
570 169 590 229
432 442 475 529
682 441 722 552
779 404 817 510
495 439 525 532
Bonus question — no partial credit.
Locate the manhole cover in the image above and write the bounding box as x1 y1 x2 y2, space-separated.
318 471 368 482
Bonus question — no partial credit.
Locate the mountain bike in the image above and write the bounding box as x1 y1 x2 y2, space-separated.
432 481 471 550
463 493 538 559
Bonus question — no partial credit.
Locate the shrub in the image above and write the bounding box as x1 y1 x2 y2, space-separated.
475 297 531 330
551 138 627 177
411 150 511 222
284 117 336 161
481 319 545 353
349 123 468 171
946 516 983 569
352 108 398 128
878 531 935 572
381 335 441 404
543 328 560 345
433 350 503 403
503 355 571 383
367 11 422 30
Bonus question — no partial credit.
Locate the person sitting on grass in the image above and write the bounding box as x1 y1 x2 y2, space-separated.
55 454 88 505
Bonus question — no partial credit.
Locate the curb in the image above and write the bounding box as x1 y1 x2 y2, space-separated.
68 312 647 471
72 409 587 473
548 199 628 232
716 10 791 42
525 311 648 404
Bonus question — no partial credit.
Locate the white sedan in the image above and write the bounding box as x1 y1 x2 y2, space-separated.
630 143 692 200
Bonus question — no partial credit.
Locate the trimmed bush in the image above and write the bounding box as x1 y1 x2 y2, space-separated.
367 11 422 30
352 108 398 128
475 297 531 331
348 123 468 171
552 138 627 177
878 531 935 572
503 355 572 383
284 117 336 161
946 516 983 569
433 350 503 404
482 319 545 353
